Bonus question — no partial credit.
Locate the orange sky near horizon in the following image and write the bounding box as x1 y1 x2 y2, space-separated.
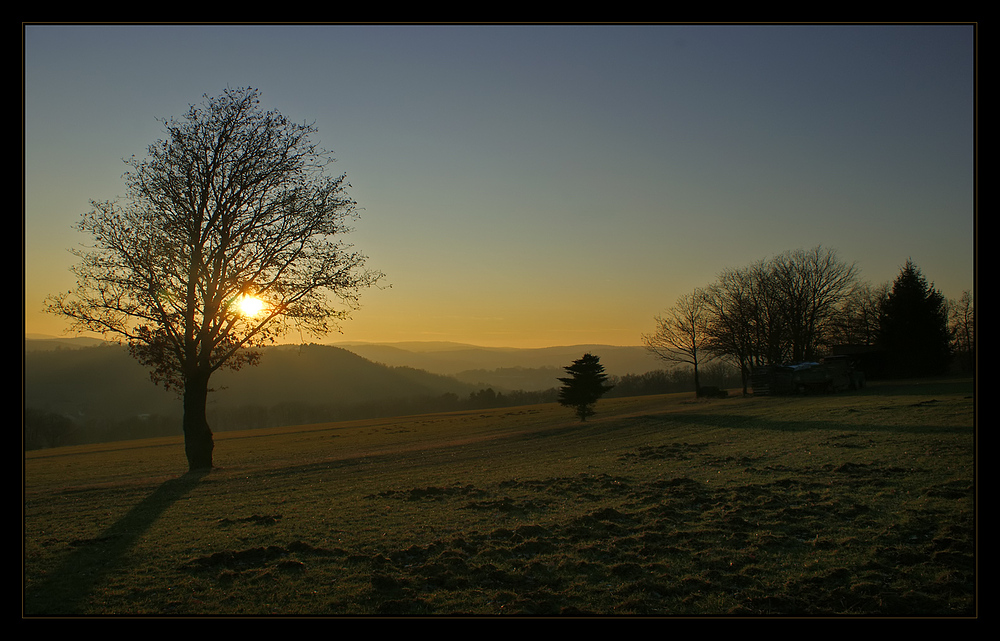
24 25 975 351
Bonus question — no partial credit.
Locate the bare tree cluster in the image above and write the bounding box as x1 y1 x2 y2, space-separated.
645 248 971 395
645 246 862 395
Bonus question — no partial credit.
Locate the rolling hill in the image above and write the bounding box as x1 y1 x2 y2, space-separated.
332 341 663 391
23 340 479 428
23 338 671 445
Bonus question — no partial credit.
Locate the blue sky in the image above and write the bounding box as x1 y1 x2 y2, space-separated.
24 24 975 348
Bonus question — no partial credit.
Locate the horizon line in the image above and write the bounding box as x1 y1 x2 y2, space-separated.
24 334 647 351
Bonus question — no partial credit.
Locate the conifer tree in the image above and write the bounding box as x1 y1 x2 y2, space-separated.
878 260 951 378
558 353 614 421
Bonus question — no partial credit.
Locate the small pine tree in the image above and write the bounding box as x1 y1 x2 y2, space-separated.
558 353 615 421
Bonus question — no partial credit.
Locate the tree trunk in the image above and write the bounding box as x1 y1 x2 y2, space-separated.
182 369 215 471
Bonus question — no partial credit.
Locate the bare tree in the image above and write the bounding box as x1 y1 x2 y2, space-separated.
702 267 760 395
770 246 858 362
46 88 383 471
642 289 716 395
948 290 975 373
828 280 888 347
744 257 789 365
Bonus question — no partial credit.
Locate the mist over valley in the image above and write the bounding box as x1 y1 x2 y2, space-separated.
23 338 681 448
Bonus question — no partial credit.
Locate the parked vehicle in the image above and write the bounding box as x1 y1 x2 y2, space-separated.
751 355 865 395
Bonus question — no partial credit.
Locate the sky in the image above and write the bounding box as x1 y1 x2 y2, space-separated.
23 24 976 349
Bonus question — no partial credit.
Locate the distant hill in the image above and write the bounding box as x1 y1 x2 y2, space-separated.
24 335 111 351
332 342 663 390
23 338 670 445
209 343 477 407
452 366 566 392
23 341 479 427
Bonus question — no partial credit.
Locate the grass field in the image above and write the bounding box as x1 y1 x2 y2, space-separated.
24 379 976 617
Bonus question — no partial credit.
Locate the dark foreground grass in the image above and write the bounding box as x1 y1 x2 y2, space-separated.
24 379 976 617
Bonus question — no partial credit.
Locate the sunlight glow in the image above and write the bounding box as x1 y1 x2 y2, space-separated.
236 294 266 318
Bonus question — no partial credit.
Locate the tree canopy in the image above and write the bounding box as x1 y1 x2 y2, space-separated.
46 87 383 470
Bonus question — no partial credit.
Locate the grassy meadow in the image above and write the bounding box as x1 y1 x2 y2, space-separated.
24 379 976 617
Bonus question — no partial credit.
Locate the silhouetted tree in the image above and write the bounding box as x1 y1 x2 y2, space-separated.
701 247 859 393
468 388 499 408
46 88 383 471
642 288 716 396
878 260 950 378
23 408 75 450
948 290 975 373
828 281 888 347
770 246 858 361
557 353 614 421
702 265 764 395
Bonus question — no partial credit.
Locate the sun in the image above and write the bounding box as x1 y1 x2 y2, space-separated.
235 294 265 318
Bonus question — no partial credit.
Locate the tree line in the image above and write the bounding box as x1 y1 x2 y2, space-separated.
643 247 973 395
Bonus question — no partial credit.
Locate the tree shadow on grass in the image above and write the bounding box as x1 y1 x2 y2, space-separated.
24 470 208 616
